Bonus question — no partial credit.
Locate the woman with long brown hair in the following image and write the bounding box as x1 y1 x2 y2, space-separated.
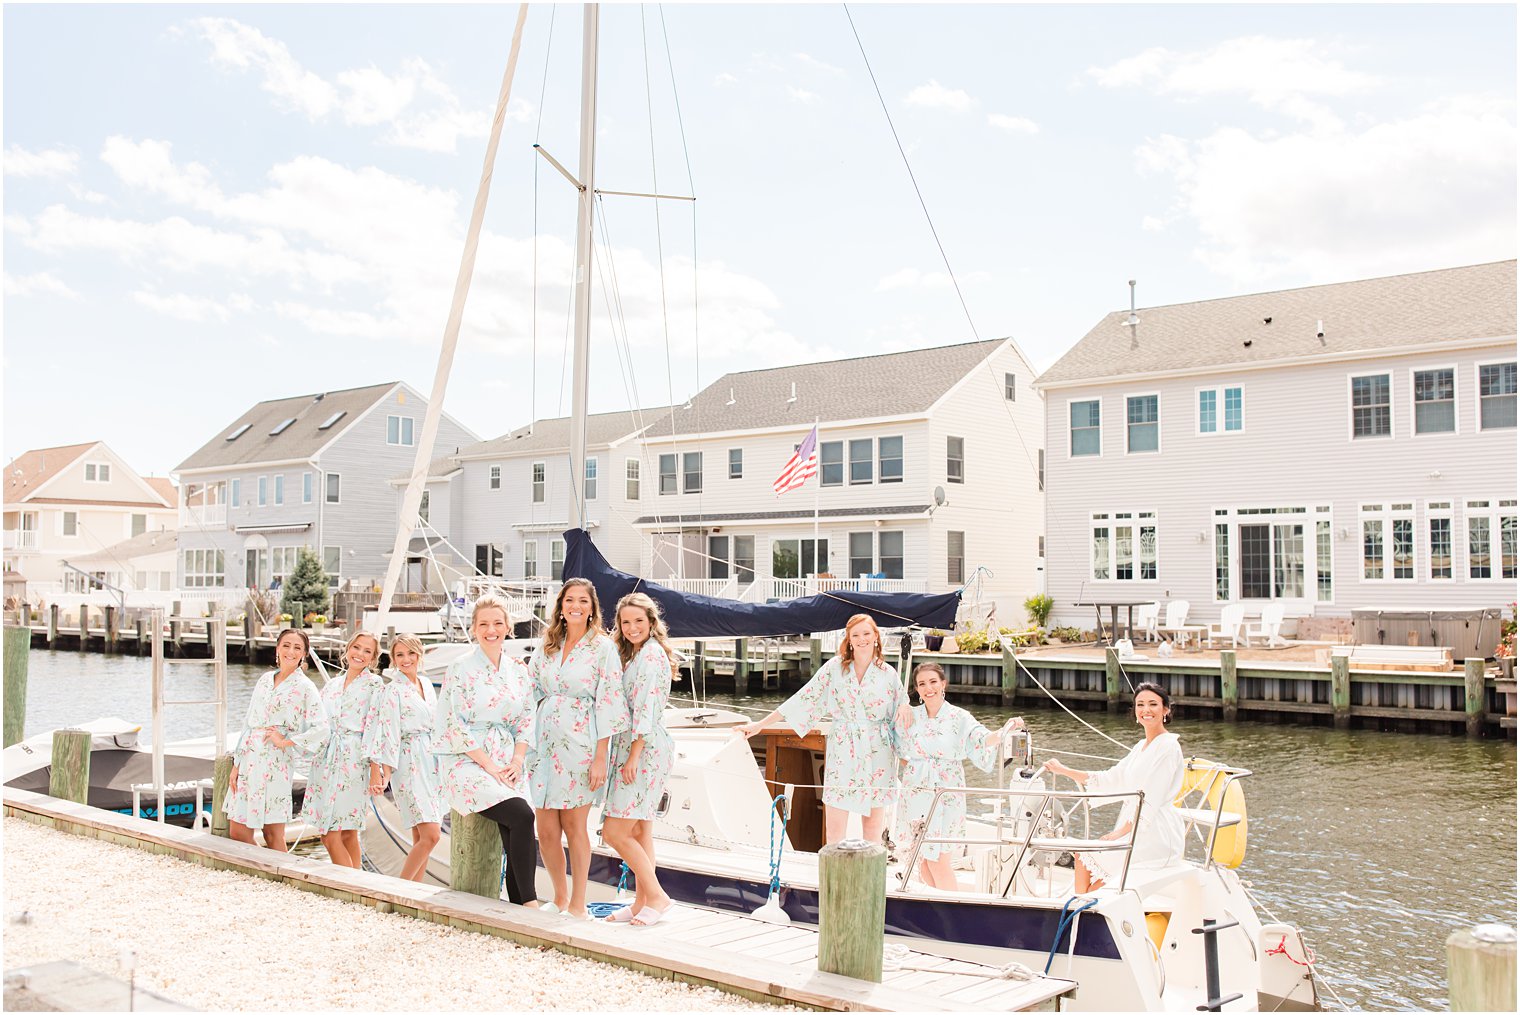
302 629 388 869
372 632 443 882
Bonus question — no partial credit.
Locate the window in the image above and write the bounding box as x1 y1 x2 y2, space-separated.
387 416 415 446
848 440 872 485
131 514 146 537
1360 503 1416 581
231 479 241 506
772 538 828 579
1198 386 1244 435
1091 511 1157 581
1214 506 1330 602
84 462 110 482
878 436 903 484
584 459 597 501
268 418 295 436
708 536 729 579
1351 373 1391 438
658 454 677 495
878 531 904 580
522 542 537 579
303 472 313 504
947 531 965 584
418 491 430 524
258 476 268 506
1070 400 1100 456
225 423 251 441
1214 524 1230 601
1428 501 1453 580
682 452 703 494
946 436 964 484
317 410 346 430
62 511 78 536
1465 499 1518 580
1479 362 1517 430
1037 449 1044 492
1316 520 1333 602
551 538 565 581
323 546 342 588
531 462 546 503
734 536 756 585
848 532 874 578
1004 372 1017 401
625 459 640 499
270 546 300 585
182 548 225 588
1412 368 1456 435
1126 395 1159 453
728 449 743 480
489 465 501 490
273 474 284 506
820 441 844 487
474 544 502 577
325 473 341 504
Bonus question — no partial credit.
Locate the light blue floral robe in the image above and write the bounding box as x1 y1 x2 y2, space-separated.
434 646 536 814
373 675 443 828
223 669 325 830
603 641 674 821
301 671 387 833
777 656 905 815
528 632 628 810
893 703 999 860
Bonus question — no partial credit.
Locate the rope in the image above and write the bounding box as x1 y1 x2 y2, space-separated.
1240 882 1351 1011
1265 933 1315 967
1043 896 1099 974
766 792 787 897
995 631 1128 750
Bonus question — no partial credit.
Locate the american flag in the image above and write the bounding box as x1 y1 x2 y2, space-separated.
773 424 819 495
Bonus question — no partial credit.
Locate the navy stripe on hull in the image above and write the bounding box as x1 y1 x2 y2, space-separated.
587 853 1121 960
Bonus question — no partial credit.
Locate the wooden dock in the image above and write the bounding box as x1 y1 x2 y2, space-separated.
3 787 1075 1012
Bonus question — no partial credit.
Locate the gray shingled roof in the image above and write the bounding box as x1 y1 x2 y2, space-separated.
175 382 400 471
1037 260 1517 388
454 409 661 460
651 339 1007 437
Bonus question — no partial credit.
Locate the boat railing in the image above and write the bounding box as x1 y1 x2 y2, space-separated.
1176 759 1252 870
895 785 1145 896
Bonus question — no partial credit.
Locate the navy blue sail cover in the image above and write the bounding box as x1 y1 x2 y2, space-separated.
562 528 961 637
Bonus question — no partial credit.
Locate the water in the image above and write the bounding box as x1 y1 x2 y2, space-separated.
16 650 1517 1011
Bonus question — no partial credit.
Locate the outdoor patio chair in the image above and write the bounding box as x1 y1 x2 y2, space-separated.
1206 604 1247 649
1158 600 1206 649
1245 602 1288 648
1135 602 1161 642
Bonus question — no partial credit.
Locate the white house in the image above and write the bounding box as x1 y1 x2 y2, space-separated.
2 442 177 592
1034 260 1517 632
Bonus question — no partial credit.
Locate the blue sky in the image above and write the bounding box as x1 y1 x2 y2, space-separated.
4 3 1514 477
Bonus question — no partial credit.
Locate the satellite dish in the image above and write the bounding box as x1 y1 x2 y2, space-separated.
933 486 947 507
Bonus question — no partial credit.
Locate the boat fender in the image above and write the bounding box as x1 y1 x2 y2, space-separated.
1144 911 1169 952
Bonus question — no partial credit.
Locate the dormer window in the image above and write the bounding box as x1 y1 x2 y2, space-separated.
225 423 252 441
84 463 111 483
269 418 296 436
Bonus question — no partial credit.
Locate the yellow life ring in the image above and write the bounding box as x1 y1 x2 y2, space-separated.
1174 758 1248 868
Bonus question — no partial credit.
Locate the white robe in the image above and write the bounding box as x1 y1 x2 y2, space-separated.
1081 731 1185 884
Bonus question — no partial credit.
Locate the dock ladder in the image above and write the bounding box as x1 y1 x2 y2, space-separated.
133 609 227 827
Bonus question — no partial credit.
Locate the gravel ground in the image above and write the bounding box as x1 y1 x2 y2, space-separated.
2 818 790 1011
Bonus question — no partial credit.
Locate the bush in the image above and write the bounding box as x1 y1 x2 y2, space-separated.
281 547 331 619
955 628 990 653
1023 593 1054 628
1048 625 1084 643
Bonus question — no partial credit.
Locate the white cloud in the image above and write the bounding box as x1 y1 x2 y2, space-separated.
192 17 337 119
4 271 80 300
794 53 844 77
5 145 79 178
787 86 818 105
101 137 223 210
132 289 235 323
905 80 975 112
988 113 1039 134
713 72 738 87
875 267 991 292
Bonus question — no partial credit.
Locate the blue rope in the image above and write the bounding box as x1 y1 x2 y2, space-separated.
1044 896 1099 974
617 860 631 896
766 793 786 897
587 901 630 919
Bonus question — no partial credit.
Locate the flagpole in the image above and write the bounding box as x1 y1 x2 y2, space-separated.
812 417 820 583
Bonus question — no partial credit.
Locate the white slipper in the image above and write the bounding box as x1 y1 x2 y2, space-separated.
538 902 561 915
631 904 672 927
604 906 635 923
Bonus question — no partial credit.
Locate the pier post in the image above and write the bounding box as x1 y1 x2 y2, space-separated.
692 639 705 687
1219 650 1239 723
170 601 183 654
78 604 90 649
1463 657 1487 738
734 638 750 693
104 605 119 653
1447 924 1516 1012
1104 648 1122 713
1001 643 1018 706
211 754 233 837
1330 655 1351 729
243 611 256 661
817 839 886 982
450 809 506 899
135 616 148 657
4 625 30 747
809 637 822 675
47 604 59 648
48 728 92 805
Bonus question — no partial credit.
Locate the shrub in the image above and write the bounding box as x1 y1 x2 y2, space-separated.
280 547 331 618
1048 625 1084 643
1023 593 1054 628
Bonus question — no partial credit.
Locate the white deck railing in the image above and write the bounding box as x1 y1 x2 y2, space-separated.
4 530 38 551
179 504 227 529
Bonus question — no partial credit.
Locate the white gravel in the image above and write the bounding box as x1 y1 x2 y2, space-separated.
3 817 791 1011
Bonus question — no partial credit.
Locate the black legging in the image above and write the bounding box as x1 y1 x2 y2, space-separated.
478 797 538 905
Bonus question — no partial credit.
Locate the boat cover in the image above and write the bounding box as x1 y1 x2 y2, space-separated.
562 527 961 637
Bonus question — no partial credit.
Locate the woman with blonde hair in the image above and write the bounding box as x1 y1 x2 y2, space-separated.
735 613 911 846
529 577 628 918
302 629 388 869
372 632 443 882
601 592 677 925
434 596 542 906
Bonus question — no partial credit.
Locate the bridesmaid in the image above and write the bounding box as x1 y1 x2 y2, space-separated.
528 577 628 919
894 662 1022 890
225 628 325 851
601 592 676 926
735 613 911 846
303 630 387 869
434 595 542 907
373 633 443 882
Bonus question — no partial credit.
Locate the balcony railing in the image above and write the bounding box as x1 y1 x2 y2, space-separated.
180 504 228 529
3 530 38 551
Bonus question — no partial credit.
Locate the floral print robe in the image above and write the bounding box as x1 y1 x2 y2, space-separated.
777 656 905 815
373 674 443 828
434 646 536 814
528 632 628 810
300 671 387 833
893 702 999 860
223 669 325 830
1081 731 1186 884
603 641 674 821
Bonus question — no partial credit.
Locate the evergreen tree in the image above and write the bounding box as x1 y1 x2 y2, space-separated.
281 547 331 619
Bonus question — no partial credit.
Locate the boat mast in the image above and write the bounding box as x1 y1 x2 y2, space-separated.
568 3 598 530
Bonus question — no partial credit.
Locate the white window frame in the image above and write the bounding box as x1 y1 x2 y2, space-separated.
1347 371 1394 441
1358 502 1417 582
1195 384 1245 436
878 435 903 484
682 451 703 494
531 462 546 503
550 538 566 581
947 530 965 585
1088 510 1159 582
1463 498 1518 582
584 458 598 501
1426 500 1455 582
273 474 285 506
523 540 539 579
1211 505 1331 604
847 439 873 486
1409 364 1458 438
325 473 341 504
488 465 501 490
61 511 78 537
323 546 342 588
625 458 640 500
303 472 313 504
84 462 111 483
1004 372 1017 401
946 436 964 485
1476 360 1518 432
386 415 416 446
182 548 226 588
728 448 743 480
231 478 241 506
658 453 677 495
1125 392 1161 455
258 476 268 507
1067 397 1101 459
819 441 844 488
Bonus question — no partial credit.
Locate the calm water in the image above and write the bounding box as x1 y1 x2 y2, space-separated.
15 650 1517 1011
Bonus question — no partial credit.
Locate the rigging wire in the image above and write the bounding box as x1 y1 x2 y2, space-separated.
531 4 559 432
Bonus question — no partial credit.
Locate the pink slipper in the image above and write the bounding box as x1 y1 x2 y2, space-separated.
604 906 634 923
631 904 672 927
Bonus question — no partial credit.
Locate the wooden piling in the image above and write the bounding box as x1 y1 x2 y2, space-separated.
48 728 92 805
734 638 750 693
1330 655 1352 729
1104 648 1121 713
1463 657 1487 738
78 604 90 648
809 637 822 675
47 604 59 648
450 809 504 899
817 840 886 982
244 612 256 661
1219 649 1239 723
135 616 148 657
104 605 119 653
1001 643 1018 706
170 601 183 653
4 625 31 747
211 755 233 837
1447 924 1516 1012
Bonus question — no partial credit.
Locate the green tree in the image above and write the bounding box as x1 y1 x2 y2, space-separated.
281 547 331 620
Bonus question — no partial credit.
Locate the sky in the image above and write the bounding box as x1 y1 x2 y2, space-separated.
4 3 1515 478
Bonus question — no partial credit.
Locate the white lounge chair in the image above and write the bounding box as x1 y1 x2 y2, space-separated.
1158 600 1206 650
1135 602 1161 642
1245 603 1288 648
1206 604 1247 649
